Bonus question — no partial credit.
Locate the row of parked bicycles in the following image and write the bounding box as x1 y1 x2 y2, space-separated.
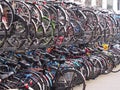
0 0 120 90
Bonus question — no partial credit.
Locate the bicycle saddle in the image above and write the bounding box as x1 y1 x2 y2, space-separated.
5 61 17 67
53 59 66 64
70 50 80 55
0 71 14 80
54 49 69 55
22 55 38 64
18 61 31 69
45 53 56 59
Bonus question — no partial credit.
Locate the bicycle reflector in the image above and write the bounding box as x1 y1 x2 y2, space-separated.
29 80 33 86
24 83 29 89
102 44 109 51
46 48 53 53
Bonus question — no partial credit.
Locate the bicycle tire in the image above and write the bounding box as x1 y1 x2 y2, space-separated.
82 9 98 28
0 0 14 29
11 0 32 23
6 14 28 49
0 23 7 48
54 68 86 90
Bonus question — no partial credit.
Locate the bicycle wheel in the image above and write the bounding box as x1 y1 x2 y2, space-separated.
111 53 120 73
16 72 42 90
47 5 58 22
0 23 7 48
24 19 37 48
82 9 98 28
37 25 54 46
41 5 51 31
98 52 114 74
72 9 87 28
84 58 94 79
78 59 90 80
6 76 25 89
71 58 88 80
0 84 10 90
76 24 93 44
105 55 114 74
21 70 47 90
0 0 14 29
97 13 107 29
91 24 102 42
6 14 28 49
54 5 68 26
54 68 86 90
89 55 102 78
26 2 42 24
11 0 31 23
96 53 108 74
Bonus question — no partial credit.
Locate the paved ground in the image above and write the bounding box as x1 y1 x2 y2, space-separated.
74 65 120 90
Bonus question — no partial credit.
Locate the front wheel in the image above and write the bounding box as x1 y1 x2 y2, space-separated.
53 68 86 90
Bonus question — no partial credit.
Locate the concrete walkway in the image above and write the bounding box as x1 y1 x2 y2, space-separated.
74 65 120 90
